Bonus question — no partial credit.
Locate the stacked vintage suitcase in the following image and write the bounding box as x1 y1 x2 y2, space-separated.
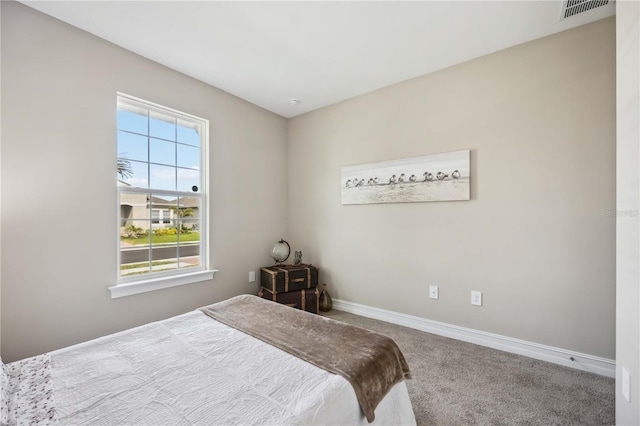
258 264 320 314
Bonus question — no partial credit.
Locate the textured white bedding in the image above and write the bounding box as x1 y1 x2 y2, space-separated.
49 310 416 425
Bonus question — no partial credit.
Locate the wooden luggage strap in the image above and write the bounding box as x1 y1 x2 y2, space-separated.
258 288 276 301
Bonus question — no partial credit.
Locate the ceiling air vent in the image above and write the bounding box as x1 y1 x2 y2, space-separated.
560 0 611 20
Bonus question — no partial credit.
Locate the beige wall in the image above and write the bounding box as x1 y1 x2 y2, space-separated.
616 1 640 422
288 18 616 358
0 2 288 362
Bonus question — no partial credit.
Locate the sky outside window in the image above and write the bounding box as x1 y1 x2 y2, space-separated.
118 108 200 192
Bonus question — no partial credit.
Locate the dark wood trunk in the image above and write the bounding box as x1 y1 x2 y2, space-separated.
258 287 320 314
260 264 319 294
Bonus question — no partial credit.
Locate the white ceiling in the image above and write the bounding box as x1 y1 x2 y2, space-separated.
20 1 615 118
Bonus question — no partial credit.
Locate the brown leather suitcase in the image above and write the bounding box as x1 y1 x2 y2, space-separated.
258 287 320 314
260 264 319 294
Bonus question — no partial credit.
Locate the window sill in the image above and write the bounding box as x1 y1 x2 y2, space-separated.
109 269 218 299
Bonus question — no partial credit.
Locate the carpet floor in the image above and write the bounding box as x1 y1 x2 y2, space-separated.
324 310 615 426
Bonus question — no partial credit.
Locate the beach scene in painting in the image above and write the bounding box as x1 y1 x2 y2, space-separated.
341 150 470 205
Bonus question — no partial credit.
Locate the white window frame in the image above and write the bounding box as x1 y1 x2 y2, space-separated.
110 93 215 298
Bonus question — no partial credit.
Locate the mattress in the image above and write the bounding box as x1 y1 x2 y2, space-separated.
41 309 416 425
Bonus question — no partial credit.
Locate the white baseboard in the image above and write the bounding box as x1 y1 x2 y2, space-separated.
332 299 615 378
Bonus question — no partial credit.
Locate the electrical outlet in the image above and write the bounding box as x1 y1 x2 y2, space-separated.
249 270 256 283
471 291 482 306
622 367 631 402
429 285 439 300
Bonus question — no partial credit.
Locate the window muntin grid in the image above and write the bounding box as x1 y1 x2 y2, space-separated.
117 94 207 282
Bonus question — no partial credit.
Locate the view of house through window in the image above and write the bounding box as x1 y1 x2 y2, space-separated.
117 94 208 281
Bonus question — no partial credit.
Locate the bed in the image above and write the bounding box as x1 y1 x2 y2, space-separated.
2 295 416 425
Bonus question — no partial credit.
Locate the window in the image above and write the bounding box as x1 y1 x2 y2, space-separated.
111 93 213 298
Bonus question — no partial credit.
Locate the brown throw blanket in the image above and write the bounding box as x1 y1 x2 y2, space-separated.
200 295 411 423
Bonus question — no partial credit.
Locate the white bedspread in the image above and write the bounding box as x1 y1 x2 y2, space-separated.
48 310 416 425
